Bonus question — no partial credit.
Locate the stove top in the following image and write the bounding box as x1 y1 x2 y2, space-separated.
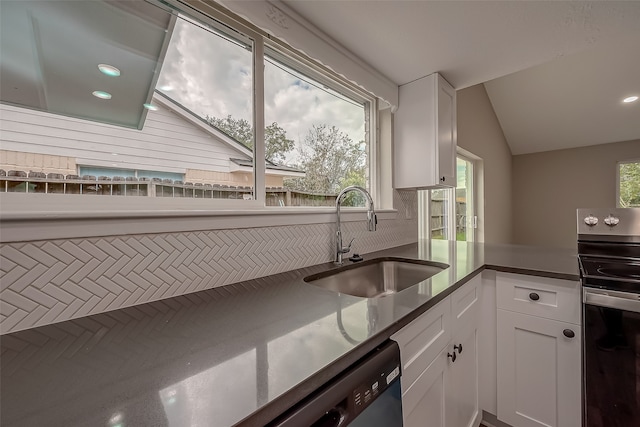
578 208 640 292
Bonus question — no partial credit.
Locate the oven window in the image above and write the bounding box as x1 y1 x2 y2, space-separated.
584 304 640 425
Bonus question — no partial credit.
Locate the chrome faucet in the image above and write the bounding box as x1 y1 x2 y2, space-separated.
335 186 377 265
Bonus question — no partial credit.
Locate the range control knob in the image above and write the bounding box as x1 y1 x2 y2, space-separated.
584 215 598 227
604 215 620 227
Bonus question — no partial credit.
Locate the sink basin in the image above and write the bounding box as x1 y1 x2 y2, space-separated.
304 257 449 298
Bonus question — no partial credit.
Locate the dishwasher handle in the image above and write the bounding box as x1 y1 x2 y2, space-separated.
583 288 640 313
311 407 348 427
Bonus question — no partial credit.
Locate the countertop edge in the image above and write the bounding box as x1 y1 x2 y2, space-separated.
238 262 579 426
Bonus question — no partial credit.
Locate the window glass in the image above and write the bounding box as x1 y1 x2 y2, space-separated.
430 188 453 240
455 156 474 241
263 48 368 207
0 0 377 209
619 161 640 208
0 1 255 202
418 154 477 241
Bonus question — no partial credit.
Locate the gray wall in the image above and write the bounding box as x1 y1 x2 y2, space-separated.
512 139 640 249
457 84 513 244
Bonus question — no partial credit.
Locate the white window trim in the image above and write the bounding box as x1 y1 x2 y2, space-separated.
0 192 399 242
0 0 389 230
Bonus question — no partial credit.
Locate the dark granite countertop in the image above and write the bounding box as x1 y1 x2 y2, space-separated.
0 240 578 427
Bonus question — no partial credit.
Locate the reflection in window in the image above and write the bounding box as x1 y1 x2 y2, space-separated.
0 2 259 201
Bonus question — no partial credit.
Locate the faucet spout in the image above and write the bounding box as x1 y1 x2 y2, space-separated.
335 186 377 265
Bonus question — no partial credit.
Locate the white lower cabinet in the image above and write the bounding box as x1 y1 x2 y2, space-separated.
392 274 482 427
403 346 448 427
496 309 582 427
446 322 479 427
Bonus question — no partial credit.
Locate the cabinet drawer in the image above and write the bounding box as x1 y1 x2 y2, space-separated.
391 297 451 391
496 272 580 325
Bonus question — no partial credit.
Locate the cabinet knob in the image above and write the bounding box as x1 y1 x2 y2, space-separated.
440 176 446 182
454 343 463 354
447 352 457 363
563 329 575 338
529 292 540 301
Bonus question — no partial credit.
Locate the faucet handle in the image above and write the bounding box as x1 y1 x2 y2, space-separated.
367 212 377 232
339 238 355 254
346 238 355 251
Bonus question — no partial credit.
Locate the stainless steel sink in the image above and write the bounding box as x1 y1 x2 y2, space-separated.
304 257 449 298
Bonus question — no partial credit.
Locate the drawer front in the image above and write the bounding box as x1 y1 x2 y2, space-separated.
496 272 581 325
450 274 481 337
391 297 451 391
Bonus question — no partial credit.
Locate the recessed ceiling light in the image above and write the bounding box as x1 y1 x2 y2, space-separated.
158 85 173 91
98 64 121 77
143 103 159 111
623 96 638 103
92 90 112 99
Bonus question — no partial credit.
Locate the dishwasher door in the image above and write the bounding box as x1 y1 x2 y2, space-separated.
270 341 403 427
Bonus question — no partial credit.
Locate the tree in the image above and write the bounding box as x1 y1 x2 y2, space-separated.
206 115 294 165
619 162 640 207
284 124 366 198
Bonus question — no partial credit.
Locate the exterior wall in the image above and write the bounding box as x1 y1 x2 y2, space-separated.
0 150 76 175
185 169 284 187
457 84 513 244
0 102 249 175
0 190 418 334
512 139 640 249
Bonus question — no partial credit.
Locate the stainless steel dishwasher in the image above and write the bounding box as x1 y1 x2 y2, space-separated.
269 341 403 427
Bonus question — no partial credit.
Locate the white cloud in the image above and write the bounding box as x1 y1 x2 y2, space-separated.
157 16 365 166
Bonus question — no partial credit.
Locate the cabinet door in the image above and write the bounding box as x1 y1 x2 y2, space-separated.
403 346 448 427
436 74 456 186
394 72 456 189
497 310 582 427
446 324 480 427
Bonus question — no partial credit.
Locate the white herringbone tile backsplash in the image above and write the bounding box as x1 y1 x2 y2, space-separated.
0 192 418 334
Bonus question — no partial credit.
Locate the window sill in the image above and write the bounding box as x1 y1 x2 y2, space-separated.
0 194 399 243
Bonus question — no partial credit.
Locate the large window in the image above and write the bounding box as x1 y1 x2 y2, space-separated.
618 160 640 208
0 0 374 209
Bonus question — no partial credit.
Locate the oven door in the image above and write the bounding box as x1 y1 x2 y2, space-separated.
583 287 640 427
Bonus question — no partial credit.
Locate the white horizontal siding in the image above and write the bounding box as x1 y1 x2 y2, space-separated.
0 103 250 174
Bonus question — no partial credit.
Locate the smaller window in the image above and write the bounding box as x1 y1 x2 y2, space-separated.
618 160 640 208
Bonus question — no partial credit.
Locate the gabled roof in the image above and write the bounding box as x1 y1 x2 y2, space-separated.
151 91 305 176
152 91 253 158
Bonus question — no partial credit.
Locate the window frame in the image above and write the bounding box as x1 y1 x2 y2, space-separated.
418 150 479 242
616 158 640 208
0 0 380 215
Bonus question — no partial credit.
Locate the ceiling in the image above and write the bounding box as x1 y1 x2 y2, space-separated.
281 0 640 155
0 0 174 129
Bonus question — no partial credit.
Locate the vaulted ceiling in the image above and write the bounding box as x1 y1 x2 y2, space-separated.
281 0 640 154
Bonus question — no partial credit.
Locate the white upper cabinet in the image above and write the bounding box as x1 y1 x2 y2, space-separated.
394 72 457 189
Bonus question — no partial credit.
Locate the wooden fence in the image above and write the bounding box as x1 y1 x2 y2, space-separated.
0 170 338 206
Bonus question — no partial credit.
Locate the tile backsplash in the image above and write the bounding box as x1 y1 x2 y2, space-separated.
0 191 418 334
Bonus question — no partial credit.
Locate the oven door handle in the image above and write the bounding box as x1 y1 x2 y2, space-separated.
583 288 640 313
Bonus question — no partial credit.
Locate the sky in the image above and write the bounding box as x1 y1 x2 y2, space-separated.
155 16 365 167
